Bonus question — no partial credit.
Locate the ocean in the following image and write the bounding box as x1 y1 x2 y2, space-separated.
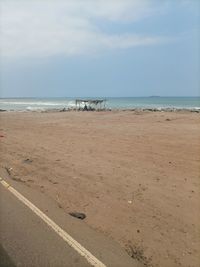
0 97 200 111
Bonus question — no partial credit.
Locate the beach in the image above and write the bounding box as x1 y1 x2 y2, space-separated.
0 110 199 267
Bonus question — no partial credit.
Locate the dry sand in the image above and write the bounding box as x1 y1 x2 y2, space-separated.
0 110 200 267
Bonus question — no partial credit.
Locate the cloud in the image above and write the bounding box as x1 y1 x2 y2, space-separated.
0 0 169 59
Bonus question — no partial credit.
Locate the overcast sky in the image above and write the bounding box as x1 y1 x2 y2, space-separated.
0 0 199 97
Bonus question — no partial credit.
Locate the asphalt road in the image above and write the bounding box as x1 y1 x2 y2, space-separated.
0 176 143 267
0 184 91 267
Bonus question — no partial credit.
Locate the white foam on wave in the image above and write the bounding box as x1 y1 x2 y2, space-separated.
67 101 76 107
26 106 46 111
1 101 66 106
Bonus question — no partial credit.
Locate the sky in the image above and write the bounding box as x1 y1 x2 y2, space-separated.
0 0 199 98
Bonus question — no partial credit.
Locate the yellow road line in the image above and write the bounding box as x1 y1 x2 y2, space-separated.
0 177 106 267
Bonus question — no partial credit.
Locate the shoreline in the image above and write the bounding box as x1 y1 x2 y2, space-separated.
1 107 200 113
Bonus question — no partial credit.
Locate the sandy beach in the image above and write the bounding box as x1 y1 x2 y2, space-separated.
0 110 199 267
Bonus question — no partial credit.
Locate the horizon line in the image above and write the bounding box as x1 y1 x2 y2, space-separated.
0 96 199 99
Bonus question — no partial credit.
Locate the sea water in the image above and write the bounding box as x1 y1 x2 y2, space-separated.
0 97 200 111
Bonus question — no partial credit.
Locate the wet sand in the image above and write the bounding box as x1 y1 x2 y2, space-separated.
0 110 200 267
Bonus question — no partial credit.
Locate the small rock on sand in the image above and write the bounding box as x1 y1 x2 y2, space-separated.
69 212 86 220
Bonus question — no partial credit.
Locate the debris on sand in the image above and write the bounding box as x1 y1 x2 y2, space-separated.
47 178 58 185
4 166 28 184
11 176 26 183
56 194 62 208
23 158 33 163
125 243 152 267
69 212 86 220
59 108 66 112
5 167 12 175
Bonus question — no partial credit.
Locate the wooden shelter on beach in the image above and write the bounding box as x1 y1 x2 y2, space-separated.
75 99 106 111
